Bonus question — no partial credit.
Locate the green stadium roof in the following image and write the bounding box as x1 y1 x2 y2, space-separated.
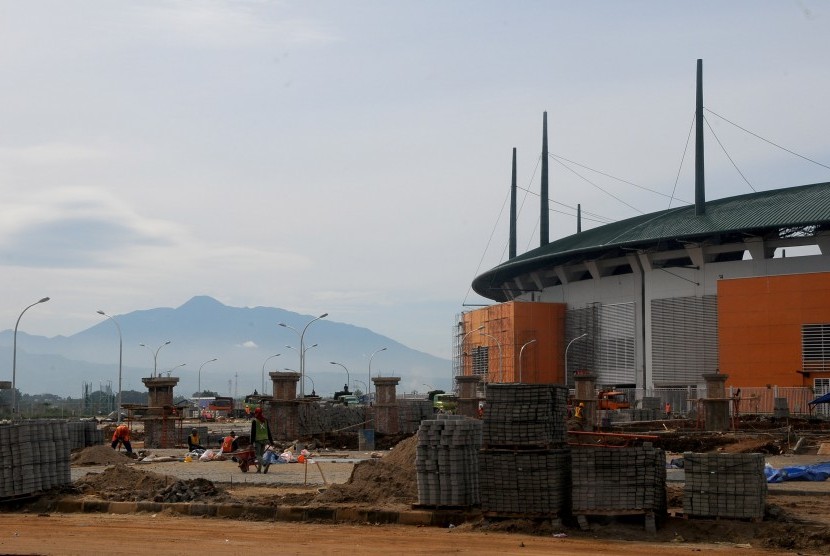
473 181 830 301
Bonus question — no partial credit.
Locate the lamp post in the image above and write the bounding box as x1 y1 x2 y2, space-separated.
330 361 350 391
197 358 218 397
565 333 589 382
97 310 123 424
261 353 280 395
279 312 328 398
139 340 171 377
12 297 50 417
167 363 186 376
304 375 316 396
518 339 537 383
353 379 368 400
479 332 503 383
287 344 317 397
368 347 387 404
457 324 484 384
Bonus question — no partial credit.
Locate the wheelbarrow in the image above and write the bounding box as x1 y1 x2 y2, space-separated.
233 446 258 472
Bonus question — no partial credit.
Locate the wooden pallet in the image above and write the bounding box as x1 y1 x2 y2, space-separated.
573 510 659 534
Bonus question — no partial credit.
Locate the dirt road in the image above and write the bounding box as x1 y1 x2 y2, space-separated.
0 513 784 555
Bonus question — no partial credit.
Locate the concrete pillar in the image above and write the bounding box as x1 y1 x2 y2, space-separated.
456 375 483 418
267 371 301 440
573 372 597 431
141 376 180 448
702 372 730 431
372 377 400 434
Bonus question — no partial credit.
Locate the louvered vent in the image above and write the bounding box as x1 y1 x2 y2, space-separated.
651 295 718 385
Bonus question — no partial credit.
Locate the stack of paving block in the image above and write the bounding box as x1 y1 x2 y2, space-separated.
0 421 72 498
479 384 570 517
682 452 767 519
398 400 435 434
415 414 482 507
571 443 666 514
482 384 567 447
67 420 104 450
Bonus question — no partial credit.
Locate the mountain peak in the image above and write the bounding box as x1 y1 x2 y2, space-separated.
179 296 225 309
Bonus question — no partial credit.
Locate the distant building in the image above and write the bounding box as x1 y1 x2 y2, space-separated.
460 61 830 397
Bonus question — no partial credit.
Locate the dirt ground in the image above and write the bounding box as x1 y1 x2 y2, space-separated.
0 513 782 556
4 429 830 554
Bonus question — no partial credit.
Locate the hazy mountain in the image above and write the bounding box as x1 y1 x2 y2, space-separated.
0 296 452 398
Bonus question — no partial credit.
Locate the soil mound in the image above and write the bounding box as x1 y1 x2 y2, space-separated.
315 435 417 506
76 464 171 501
76 464 232 503
71 445 133 466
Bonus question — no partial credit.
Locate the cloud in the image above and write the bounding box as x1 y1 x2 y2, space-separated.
130 0 339 49
238 340 258 349
0 143 107 165
0 187 180 269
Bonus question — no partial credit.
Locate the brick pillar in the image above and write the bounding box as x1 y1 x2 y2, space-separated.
372 377 400 434
702 372 730 431
141 376 180 448
573 371 597 431
456 375 483 418
267 371 301 440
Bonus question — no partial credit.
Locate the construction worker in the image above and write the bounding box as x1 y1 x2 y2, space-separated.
111 424 133 454
574 402 585 420
221 431 239 454
250 407 274 473
187 428 205 451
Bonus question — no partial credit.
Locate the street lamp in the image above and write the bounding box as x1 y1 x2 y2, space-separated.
97 310 123 424
518 339 537 383
457 324 484 384
330 361 350 391
353 379 368 399
167 363 186 376
139 340 171 377
304 375 316 396
565 333 589 382
12 297 50 417
261 353 281 395
479 332 503 383
198 358 218 397
278 312 328 397
368 347 387 403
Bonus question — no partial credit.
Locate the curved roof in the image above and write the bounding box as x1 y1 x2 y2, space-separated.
473 181 830 301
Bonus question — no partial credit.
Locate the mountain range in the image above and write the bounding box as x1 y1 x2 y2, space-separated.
0 296 452 399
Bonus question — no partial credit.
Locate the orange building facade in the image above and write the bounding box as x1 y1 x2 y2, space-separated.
718 272 830 388
458 301 566 384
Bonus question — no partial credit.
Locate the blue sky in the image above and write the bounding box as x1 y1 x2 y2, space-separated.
1 0 829 360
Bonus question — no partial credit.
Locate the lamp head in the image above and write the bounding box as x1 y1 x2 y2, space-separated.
39 297 50 303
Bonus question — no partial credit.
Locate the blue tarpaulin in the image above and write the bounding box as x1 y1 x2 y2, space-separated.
765 462 830 483
809 392 830 406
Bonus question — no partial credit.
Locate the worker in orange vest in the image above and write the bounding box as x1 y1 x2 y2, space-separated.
111 424 132 454
221 431 239 454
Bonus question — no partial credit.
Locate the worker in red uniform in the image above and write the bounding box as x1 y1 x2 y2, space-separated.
111 424 133 454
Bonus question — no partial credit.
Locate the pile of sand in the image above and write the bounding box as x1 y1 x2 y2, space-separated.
75 464 232 503
76 464 171 501
315 435 417 506
71 445 134 466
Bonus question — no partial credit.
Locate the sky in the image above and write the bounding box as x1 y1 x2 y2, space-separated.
1 0 830 361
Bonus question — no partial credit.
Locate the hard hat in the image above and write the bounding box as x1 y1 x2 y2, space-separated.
578 402 584 407
191 428 198 433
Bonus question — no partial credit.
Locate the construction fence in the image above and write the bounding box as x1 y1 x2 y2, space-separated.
614 386 825 417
